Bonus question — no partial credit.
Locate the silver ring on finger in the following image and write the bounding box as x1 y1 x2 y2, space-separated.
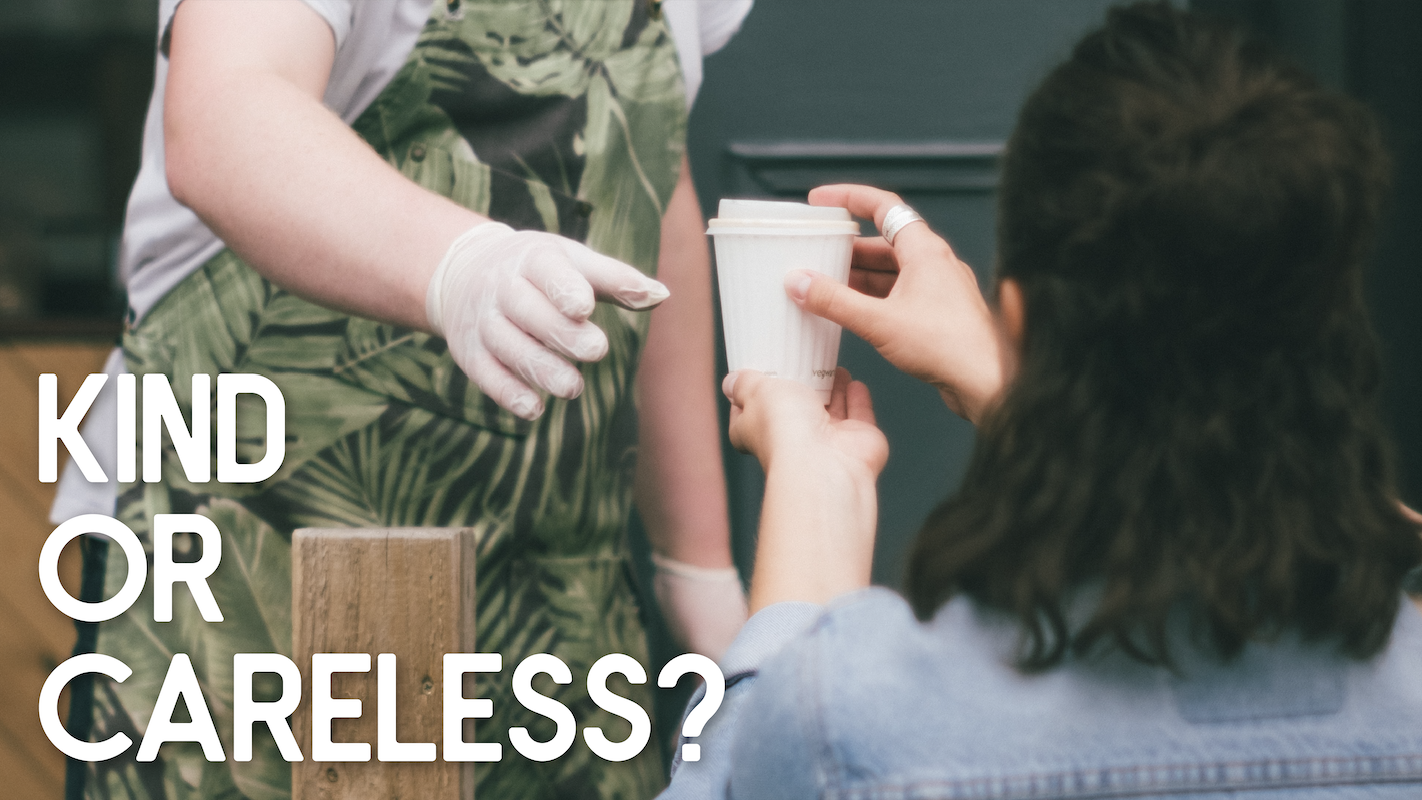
880 204 925 246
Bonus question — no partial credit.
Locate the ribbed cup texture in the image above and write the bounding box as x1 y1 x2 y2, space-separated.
711 230 856 400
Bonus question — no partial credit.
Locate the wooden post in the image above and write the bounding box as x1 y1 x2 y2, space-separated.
292 528 477 800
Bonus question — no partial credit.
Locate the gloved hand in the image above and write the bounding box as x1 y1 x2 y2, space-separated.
652 553 750 663
426 222 670 420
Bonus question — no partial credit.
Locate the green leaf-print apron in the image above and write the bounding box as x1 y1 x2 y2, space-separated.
82 2 686 798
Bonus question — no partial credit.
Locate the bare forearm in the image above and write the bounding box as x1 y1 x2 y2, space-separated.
749 458 877 612
165 0 486 330
635 157 732 567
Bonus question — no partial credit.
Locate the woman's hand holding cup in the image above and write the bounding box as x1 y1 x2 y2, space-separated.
726 367 888 481
724 368 888 611
789 184 1009 424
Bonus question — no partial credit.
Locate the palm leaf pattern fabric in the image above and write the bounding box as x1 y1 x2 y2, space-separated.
84 2 686 798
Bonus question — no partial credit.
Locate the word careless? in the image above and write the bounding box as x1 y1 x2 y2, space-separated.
37 373 724 765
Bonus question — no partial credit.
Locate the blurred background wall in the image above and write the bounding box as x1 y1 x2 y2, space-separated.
686 0 1126 587
685 0 1422 589
0 1 1418 795
1 2 156 795
0 0 153 327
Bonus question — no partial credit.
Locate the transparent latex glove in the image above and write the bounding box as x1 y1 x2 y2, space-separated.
426 222 670 419
652 553 750 663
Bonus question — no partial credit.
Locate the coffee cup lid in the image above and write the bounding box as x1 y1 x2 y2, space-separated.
706 218 860 235
715 199 851 222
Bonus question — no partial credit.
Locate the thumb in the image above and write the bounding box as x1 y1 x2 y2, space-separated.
785 270 883 339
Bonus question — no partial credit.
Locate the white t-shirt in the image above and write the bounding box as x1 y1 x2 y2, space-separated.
122 0 752 322
53 0 752 522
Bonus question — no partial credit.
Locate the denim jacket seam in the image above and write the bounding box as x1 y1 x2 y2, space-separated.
820 752 1422 800
810 618 846 794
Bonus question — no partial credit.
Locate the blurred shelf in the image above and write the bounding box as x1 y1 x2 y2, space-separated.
724 139 1005 196
0 317 121 340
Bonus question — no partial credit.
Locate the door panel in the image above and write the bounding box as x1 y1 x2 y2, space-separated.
689 0 1126 586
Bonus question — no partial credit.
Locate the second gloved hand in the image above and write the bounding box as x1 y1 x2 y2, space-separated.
426 222 670 420
652 553 750 663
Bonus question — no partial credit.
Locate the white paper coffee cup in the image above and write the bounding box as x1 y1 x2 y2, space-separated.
708 199 859 402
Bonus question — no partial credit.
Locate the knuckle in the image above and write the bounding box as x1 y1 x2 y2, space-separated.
744 374 769 401
503 290 536 322
547 279 593 311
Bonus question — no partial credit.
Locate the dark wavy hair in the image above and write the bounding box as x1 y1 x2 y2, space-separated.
904 2 1422 670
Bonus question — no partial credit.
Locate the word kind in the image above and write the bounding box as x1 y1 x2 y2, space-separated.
39 372 285 485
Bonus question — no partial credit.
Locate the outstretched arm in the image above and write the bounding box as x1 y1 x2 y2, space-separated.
165 0 472 329
165 0 667 417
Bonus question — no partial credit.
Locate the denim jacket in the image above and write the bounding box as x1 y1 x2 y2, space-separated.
662 588 1422 799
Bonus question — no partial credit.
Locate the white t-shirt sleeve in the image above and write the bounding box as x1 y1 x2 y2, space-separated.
159 0 355 52
697 0 754 56
297 0 355 49
323 0 430 123
663 0 753 110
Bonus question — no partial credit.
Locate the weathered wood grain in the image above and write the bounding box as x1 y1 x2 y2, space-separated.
292 528 477 800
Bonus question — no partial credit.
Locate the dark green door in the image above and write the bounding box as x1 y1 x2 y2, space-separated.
689 0 1131 586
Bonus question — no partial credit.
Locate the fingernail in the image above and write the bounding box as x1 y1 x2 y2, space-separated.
510 394 542 420
646 280 671 305
549 371 584 399
786 272 812 303
575 330 608 361
565 297 596 321
548 283 594 320
722 371 738 400
630 280 671 310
